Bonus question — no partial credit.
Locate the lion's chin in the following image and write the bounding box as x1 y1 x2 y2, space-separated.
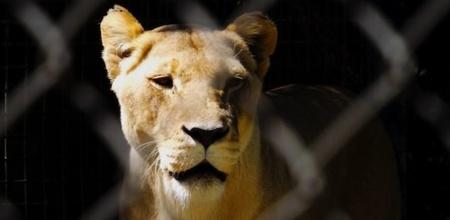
163 168 226 206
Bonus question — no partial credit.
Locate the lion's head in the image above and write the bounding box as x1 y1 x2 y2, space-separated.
100 5 277 213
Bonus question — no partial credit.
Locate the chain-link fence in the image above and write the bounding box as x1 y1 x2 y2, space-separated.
1 0 449 219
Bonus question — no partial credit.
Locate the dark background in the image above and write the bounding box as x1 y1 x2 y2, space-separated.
1 0 449 219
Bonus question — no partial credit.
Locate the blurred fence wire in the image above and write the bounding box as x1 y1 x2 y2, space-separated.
1 0 449 219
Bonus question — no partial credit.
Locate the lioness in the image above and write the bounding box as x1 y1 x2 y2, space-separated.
100 5 400 220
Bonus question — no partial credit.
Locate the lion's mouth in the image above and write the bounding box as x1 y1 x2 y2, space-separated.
168 162 227 182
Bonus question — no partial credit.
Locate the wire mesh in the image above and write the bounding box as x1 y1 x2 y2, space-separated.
1 0 449 219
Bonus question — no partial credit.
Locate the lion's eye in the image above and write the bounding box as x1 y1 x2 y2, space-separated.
227 76 246 91
151 75 173 89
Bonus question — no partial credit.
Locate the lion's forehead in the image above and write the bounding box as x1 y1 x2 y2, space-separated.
128 30 248 79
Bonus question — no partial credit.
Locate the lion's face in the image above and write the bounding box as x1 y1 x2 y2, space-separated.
101 5 276 201
114 30 261 177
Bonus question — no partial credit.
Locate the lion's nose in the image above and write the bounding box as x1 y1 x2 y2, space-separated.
182 125 229 149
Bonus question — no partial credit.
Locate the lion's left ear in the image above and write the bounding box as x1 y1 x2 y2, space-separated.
226 12 277 78
100 5 144 81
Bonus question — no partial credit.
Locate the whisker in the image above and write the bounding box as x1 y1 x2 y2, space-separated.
135 139 158 151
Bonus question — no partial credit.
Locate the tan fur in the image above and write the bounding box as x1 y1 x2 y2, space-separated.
101 6 400 220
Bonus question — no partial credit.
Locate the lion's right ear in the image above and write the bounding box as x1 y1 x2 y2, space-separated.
100 5 143 81
226 12 277 79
